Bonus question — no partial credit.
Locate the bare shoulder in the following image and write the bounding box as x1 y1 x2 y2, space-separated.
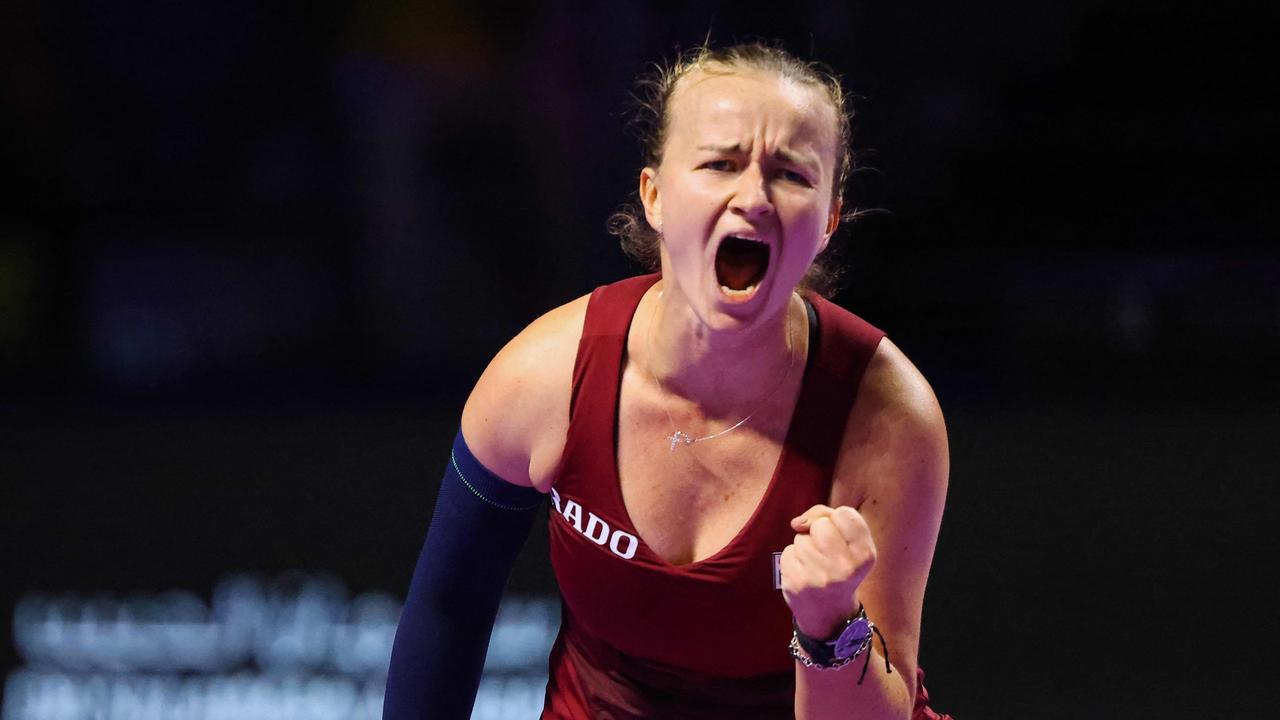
829 338 949 693
832 337 949 508
460 292 591 491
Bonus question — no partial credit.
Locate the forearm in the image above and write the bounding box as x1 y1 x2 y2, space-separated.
794 648 912 720
382 431 544 720
383 544 503 719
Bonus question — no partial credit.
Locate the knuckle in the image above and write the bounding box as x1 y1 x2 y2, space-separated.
832 507 866 534
793 537 813 560
806 522 826 542
811 517 836 537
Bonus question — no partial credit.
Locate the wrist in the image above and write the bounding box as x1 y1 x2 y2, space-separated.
789 604 888 680
794 614 843 639
793 595 861 639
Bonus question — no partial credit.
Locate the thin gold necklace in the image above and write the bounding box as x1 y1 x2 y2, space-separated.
646 290 797 453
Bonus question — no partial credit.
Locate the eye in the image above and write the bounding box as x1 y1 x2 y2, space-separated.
700 159 736 172
780 169 813 186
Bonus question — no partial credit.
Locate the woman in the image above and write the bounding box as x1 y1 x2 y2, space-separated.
384 42 951 719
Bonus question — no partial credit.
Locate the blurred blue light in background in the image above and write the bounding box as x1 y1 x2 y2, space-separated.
5 573 558 720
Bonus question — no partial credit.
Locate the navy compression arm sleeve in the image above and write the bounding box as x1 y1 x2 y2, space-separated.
383 430 545 720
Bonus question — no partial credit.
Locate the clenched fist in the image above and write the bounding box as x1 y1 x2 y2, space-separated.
779 504 877 639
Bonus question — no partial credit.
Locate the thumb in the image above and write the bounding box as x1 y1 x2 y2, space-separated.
790 504 835 532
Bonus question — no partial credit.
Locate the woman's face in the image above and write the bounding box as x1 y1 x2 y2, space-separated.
641 67 841 333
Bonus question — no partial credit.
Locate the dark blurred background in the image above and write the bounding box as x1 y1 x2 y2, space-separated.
3 1 1278 717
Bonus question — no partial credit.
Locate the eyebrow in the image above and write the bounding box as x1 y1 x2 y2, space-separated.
696 143 819 168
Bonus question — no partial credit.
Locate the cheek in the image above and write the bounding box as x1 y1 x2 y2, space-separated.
779 212 831 269
658 220 706 268
661 197 717 253
786 209 829 244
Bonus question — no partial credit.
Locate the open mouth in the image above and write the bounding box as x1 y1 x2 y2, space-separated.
715 236 770 298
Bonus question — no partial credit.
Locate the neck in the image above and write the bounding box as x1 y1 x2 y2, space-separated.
636 282 803 419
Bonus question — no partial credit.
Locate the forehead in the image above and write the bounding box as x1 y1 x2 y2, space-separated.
665 68 839 155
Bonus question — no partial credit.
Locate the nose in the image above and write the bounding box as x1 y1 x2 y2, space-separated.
728 163 773 220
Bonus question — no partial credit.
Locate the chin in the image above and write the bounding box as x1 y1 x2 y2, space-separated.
704 277 791 332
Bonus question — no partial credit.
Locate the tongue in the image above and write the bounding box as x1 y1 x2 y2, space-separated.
716 238 769 291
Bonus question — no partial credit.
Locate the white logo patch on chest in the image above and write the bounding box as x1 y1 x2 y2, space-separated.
550 487 639 560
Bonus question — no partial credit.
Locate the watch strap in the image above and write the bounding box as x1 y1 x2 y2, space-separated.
790 604 874 670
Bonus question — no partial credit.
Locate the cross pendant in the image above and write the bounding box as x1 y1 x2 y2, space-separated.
667 430 695 453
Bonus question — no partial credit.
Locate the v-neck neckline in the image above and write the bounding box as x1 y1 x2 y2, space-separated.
605 277 823 572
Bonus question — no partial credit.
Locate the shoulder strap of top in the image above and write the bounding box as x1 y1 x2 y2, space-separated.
568 274 659 421
810 292 885 387
788 292 886 475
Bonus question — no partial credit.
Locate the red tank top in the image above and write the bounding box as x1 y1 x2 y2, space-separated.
541 275 948 718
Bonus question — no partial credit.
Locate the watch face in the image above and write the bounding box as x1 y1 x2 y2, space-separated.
834 618 871 658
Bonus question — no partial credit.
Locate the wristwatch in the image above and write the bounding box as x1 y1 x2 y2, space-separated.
789 605 875 670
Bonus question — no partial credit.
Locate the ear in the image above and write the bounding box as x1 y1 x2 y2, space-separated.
639 167 662 232
820 197 842 253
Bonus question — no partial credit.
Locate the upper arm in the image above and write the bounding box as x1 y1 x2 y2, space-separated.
830 338 950 696
459 293 590 492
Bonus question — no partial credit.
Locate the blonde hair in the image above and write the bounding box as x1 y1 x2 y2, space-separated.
608 41 857 297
